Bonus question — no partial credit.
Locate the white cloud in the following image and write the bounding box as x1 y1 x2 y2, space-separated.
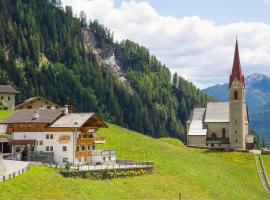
62 0 270 88
264 0 270 5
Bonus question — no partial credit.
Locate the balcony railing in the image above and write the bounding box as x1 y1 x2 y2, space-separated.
206 137 230 144
80 127 96 134
77 137 105 145
91 150 116 156
75 151 91 158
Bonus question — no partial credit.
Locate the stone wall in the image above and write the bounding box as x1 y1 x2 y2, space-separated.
60 166 154 180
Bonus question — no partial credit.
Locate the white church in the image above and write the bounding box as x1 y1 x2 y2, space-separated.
187 40 254 150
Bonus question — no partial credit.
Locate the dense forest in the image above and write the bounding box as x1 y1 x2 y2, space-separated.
0 0 214 141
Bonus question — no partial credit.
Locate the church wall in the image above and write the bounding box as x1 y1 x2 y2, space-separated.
205 122 229 139
186 123 190 134
229 82 248 150
188 135 206 146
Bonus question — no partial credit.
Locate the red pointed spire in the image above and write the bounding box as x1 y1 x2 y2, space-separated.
229 39 245 88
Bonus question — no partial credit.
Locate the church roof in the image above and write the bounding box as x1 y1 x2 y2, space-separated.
204 102 229 123
187 108 207 136
229 39 245 88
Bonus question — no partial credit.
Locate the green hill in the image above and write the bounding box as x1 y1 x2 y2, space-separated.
0 122 268 200
0 0 214 141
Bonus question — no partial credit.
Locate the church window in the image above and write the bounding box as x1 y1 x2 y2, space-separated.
235 120 237 124
211 132 217 138
234 91 238 100
222 128 226 138
236 139 238 143
235 131 237 134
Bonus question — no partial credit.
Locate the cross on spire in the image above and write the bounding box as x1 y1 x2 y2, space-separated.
229 38 245 88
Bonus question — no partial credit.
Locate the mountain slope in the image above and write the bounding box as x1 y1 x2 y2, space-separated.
203 72 270 144
0 0 214 140
0 122 268 200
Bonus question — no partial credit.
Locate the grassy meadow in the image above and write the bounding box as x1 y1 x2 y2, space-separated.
0 111 268 199
0 110 12 121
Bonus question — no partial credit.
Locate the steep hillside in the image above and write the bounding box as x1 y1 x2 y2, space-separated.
203 73 270 144
0 123 268 200
0 0 214 140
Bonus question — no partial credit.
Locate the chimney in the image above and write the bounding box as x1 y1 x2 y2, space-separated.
33 111 39 120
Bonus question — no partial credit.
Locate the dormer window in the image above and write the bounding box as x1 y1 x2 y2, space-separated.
234 91 238 100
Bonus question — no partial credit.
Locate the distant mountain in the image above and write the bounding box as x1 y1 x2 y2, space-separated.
203 72 270 144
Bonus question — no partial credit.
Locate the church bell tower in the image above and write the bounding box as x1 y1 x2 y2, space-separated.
229 39 249 149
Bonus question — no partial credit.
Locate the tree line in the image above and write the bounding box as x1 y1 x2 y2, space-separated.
0 0 214 141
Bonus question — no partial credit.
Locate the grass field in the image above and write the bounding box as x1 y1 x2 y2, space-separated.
0 110 12 121
0 111 268 199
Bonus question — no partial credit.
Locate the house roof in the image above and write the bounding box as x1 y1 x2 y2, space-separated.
188 108 207 136
50 113 95 128
1 109 65 124
15 96 62 109
0 85 19 94
50 113 107 128
204 102 229 123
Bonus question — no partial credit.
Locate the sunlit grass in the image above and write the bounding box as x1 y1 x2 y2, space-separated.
0 121 267 199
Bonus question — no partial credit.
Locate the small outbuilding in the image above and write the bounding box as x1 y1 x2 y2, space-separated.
0 85 19 110
246 135 254 150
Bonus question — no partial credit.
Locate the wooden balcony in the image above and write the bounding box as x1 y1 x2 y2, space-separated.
80 127 96 133
6 127 13 134
77 137 105 145
75 151 91 158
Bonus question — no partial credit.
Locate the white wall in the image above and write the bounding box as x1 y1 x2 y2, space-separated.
13 131 75 166
0 93 15 110
188 135 206 146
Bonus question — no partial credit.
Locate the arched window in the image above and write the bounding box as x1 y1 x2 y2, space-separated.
211 132 217 138
234 91 238 100
222 128 226 138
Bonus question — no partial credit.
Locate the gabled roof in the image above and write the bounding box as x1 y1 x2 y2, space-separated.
15 96 62 109
0 85 19 94
1 109 64 124
50 113 94 128
50 113 107 128
188 108 207 136
204 102 229 123
229 39 245 88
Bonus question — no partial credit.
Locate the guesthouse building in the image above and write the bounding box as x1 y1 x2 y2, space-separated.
0 107 116 166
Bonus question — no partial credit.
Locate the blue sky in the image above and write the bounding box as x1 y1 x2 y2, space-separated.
63 0 270 88
115 0 270 24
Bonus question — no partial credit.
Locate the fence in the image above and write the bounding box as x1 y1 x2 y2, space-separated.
74 161 154 171
47 160 154 171
0 162 37 182
59 161 154 180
